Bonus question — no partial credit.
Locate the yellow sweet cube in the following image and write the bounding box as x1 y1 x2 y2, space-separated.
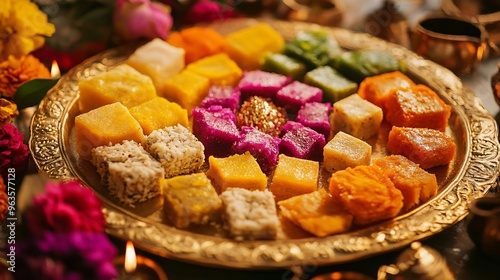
78 64 157 113
126 38 185 91
323 131 372 172
223 23 285 70
331 94 383 140
185 53 242 86
75 102 145 160
160 70 210 114
129 97 189 135
270 154 318 201
278 189 353 237
206 152 267 193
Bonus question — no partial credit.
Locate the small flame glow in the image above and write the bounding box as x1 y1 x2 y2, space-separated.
124 241 137 274
51 60 60 78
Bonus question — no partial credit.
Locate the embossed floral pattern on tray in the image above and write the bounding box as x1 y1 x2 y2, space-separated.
30 19 500 269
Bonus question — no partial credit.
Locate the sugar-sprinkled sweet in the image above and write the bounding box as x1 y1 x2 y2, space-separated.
238 70 291 100
386 126 456 169
192 106 239 157
279 121 326 161
232 126 281 173
200 85 241 111
236 96 288 137
296 102 332 139
385 84 451 132
275 81 323 113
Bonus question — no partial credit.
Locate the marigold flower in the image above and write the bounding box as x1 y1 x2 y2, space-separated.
0 0 55 60
0 98 18 124
0 55 51 99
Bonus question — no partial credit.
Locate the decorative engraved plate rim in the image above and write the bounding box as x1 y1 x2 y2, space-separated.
30 18 500 269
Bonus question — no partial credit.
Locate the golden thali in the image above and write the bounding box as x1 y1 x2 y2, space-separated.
30 18 500 269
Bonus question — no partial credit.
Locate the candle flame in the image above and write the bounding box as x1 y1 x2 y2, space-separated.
51 60 60 78
124 241 137 274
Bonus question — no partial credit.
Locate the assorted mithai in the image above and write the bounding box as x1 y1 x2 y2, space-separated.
74 23 456 240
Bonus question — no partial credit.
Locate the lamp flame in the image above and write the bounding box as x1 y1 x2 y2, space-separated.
124 241 137 274
51 60 60 78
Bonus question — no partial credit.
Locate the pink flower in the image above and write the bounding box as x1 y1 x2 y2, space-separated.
183 0 242 25
25 181 105 237
114 0 173 41
0 123 28 179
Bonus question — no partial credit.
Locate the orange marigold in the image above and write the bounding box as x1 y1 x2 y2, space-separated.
0 54 51 99
0 177 7 223
0 98 18 124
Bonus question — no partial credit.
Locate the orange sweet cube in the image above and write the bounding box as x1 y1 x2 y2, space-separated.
385 84 451 132
386 126 456 169
167 27 225 64
206 152 267 193
329 165 403 225
129 97 189 135
358 71 415 111
270 154 319 201
278 189 353 237
373 155 438 211
75 102 145 160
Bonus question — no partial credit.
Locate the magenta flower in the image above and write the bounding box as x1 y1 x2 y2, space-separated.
114 0 173 41
25 180 106 237
183 0 242 25
17 231 118 280
0 123 28 179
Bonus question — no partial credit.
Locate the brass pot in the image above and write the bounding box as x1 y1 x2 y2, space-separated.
442 0 500 56
410 15 489 75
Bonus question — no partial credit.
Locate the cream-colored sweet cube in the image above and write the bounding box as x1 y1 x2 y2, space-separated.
331 94 383 140
126 38 185 91
269 154 318 201
323 131 372 172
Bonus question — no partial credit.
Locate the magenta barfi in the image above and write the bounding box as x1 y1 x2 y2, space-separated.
296 102 333 139
279 121 326 161
275 81 323 113
238 70 291 100
199 85 241 111
232 126 281 173
192 106 239 157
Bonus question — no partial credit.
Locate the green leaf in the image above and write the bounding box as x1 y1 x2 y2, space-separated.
14 78 59 110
